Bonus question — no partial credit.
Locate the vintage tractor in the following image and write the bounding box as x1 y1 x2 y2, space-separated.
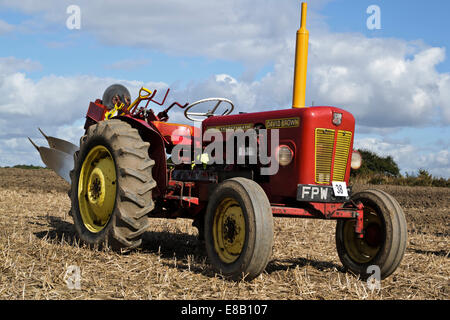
30 2 407 281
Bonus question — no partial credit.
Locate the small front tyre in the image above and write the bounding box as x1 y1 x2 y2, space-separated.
336 189 407 280
204 178 274 281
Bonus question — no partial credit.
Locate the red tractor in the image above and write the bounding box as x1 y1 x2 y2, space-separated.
30 2 407 281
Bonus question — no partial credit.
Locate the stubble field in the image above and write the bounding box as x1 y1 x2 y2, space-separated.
0 168 448 300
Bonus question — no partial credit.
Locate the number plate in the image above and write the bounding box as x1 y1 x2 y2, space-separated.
297 184 351 202
332 181 348 197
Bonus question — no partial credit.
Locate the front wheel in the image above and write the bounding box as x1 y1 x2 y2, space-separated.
204 178 274 281
336 189 407 280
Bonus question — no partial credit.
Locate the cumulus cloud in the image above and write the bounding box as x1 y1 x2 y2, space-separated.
0 19 14 34
307 34 450 127
0 0 449 176
169 32 450 129
436 73 450 123
354 137 450 178
0 57 170 166
0 0 329 75
0 57 42 74
104 58 151 71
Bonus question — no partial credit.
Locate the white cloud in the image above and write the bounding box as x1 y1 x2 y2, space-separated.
0 19 14 34
437 73 450 123
0 0 330 74
354 137 450 178
168 31 450 130
0 58 168 131
0 62 448 177
5 0 448 125
104 58 151 71
307 33 450 127
0 57 42 74
0 1 449 177
0 57 170 166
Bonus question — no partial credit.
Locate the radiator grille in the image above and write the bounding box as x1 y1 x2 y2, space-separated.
315 128 335 184
333 131 352 181
314 128 352 184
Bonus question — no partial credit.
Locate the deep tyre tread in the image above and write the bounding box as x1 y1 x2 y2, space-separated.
204 177 274 281
371 189 408 277
336 189 407 280
69 119 155 251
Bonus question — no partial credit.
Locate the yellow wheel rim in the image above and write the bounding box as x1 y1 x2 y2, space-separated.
213 198 246 264
78 145 117 233
343 207 383 264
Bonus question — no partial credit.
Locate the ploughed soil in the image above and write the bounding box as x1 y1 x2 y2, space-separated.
0 168 448 300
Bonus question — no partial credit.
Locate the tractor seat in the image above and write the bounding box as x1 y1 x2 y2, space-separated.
152 121 200 146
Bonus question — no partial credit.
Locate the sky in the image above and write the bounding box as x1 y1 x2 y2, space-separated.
0 0 449 178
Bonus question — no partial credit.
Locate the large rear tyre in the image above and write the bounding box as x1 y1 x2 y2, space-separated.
204 178 274 281
336 189 407 280
69 119 156 250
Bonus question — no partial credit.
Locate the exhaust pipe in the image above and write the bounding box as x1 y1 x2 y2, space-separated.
292 2 309 109
28 129 79 183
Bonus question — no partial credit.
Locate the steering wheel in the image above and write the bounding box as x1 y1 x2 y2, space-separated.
184 98 234 122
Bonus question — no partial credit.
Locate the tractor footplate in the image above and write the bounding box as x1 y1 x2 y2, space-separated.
165 180 199 207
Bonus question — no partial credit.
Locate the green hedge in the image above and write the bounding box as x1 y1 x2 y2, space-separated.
1 164 47 170
350 149 449 188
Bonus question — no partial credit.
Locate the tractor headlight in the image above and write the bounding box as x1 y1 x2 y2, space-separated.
277 145 294 166
351 150 362 170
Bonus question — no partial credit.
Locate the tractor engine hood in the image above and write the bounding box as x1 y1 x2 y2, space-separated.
202 106 354 133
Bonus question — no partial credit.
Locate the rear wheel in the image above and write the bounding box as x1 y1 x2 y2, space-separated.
336 189 407 279
69 119 156 250
204 178 273 281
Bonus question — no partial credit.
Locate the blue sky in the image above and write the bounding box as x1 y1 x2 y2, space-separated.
0 0 449 177
0 4 248 83
322 0 450 71
319 0 450 177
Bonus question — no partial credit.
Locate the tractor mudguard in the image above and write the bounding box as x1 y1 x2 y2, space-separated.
116 115 168 197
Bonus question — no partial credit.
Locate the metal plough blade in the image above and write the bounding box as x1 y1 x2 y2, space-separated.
28 129 80 183
38 128 79 156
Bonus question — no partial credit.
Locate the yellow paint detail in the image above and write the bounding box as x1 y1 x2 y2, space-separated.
191 153 210 170
78 145 117 233
104 102 125 120
207 123 253 132
265 117 300 129
314 128 352 184
343 209 382 263
126 87 153 113
87 167 106 206
138 87 152 99
315 128 334 184
333 131 352 181
213 198 246 264
292 2 309 108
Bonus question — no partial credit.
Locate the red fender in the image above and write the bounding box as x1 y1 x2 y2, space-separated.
117 116 168 197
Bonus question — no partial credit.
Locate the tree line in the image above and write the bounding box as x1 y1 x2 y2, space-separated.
351 149 449 188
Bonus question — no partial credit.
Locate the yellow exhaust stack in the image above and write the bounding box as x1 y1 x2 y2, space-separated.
292 2 309 108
